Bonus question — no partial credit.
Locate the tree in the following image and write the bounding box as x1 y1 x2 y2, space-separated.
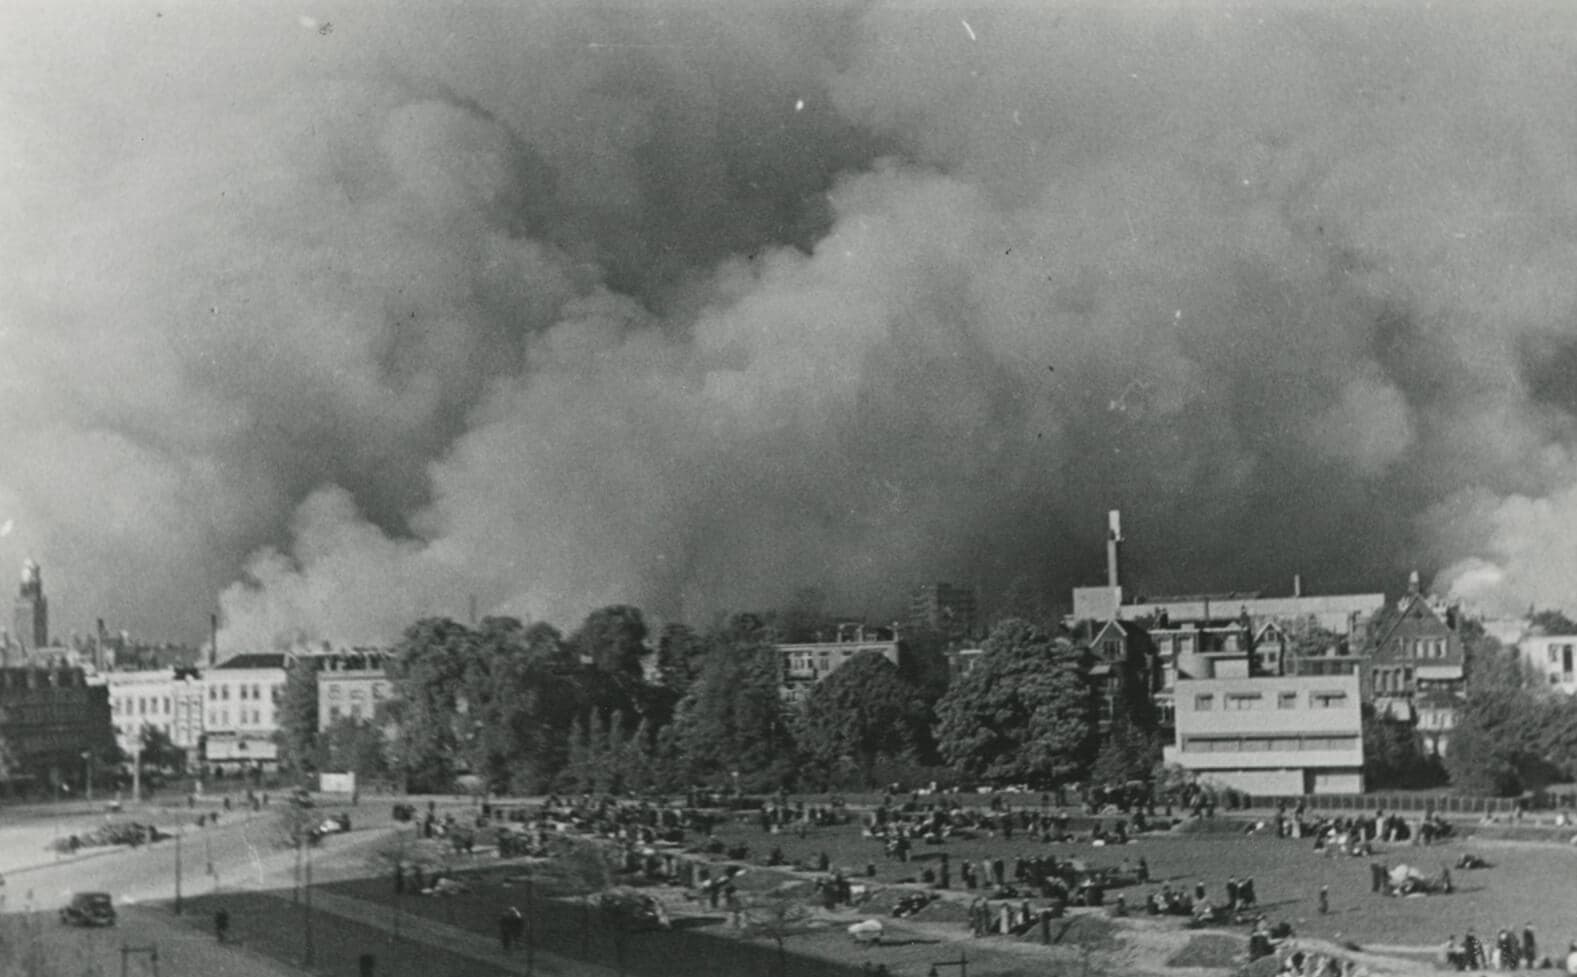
934 619 1095 786
573 605 651 680
795 652 930 788
317 718 391 783
668 620 798 790
139 725 186 775
654 623 709 696
276 657 321 776
1444 640 1550 795
1530 609 1577 635
1088 711 1161 787
1361 707 1441 789
384 618 474 792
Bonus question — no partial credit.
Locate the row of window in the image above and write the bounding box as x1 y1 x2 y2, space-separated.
1181 734 1359 753
1402 638 1449 659
207 683 281 702
206 709 265 727
323 683 386 700
1193 690 1349 711
326 704 370 722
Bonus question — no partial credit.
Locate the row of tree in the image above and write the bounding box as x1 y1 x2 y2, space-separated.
274 601 1577 799
274 607 1161 796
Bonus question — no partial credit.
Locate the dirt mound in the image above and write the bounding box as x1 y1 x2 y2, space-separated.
1168 933 1244 968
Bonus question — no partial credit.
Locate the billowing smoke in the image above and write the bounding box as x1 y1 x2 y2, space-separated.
6 2 1577 650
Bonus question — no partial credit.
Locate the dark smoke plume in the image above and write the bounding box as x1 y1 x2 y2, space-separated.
4 2 1577 648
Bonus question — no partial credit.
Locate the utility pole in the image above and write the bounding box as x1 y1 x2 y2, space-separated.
303 835 315 966
173 825 183 915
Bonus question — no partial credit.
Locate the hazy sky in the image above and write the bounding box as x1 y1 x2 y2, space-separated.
5 1 1577 648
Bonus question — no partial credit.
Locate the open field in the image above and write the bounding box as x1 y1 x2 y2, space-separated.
278 808 1577 977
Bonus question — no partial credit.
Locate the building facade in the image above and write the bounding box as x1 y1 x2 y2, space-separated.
777 624 900 702
312 648 394 729
10 559 48 659
1361 577 1466 753
202 653 286 769
0 666 115 789
1518 633 1577 694
1162 674 1364 795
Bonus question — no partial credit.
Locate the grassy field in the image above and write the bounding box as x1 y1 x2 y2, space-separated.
187 805 1577 977
693 810 1577 953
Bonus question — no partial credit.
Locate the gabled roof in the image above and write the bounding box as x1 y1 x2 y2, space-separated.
1369 593 1451 655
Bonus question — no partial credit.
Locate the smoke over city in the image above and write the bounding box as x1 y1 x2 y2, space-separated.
6 1 1577 649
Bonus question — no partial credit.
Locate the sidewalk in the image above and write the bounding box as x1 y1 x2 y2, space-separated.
121 904 312 977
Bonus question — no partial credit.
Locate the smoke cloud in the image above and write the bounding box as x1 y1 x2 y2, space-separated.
6 1 1577 649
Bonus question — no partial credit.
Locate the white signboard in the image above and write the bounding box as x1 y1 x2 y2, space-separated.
319 771 357 795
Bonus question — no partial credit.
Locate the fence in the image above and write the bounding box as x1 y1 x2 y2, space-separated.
1243 792 1539 815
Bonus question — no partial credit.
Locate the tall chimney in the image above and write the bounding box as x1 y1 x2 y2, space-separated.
1293 574 1302 598
210 613 219 666
1106 510 1123 589
95 618 105 671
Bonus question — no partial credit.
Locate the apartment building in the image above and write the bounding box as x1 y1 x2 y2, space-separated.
777 623 899 702
202 653 286 769
1162 674 1364 795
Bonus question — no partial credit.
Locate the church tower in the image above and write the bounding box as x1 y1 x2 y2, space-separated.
13 559 48 654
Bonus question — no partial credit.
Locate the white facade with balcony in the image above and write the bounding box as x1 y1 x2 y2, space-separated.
1519 635 1577 695
1163 674 1364 795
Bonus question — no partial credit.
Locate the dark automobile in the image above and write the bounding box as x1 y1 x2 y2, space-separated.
60 892 116 927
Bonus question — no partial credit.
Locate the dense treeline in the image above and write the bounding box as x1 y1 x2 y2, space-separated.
275 605 1163 796
274 603 1577 799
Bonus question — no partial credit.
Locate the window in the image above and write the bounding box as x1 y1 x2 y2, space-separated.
1311 691 1348 709
350 704 363 720
221 685 230 701
209 686 217 701
372 684 386 700
1278 691 1298 709
1240 737 1274 752
163 697 171 714
1225 693 1262 711
1194 694 1214 711
329 706 341 721
327 685 343 699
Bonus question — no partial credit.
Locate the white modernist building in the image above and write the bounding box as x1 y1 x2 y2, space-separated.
1518 634 1577 695
1162 674 1364 796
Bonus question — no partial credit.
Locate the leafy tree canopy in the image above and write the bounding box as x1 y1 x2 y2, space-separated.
934 619 1094 787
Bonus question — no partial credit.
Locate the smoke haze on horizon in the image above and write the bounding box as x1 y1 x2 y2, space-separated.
5 1 1577 650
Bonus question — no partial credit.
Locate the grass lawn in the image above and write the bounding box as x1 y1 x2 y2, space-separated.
689 811 1577 954
288 808 1577 977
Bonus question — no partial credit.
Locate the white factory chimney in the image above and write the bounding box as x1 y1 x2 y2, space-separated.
1106 509 1123 589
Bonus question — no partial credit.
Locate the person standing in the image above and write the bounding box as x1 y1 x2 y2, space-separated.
1564 940 1577 976
1523 923 1537 968
1370 862 1387 893
498 908 515 951
1317 885 1329 915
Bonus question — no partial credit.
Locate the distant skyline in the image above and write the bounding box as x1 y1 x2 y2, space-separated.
6 2 1577 648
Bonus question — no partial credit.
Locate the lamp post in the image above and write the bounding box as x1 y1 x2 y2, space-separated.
303 833 315 966
929 950 967 977
173 823 183 915
81 751 92 803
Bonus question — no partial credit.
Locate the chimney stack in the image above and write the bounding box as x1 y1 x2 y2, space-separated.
1106 510 1123 589
210 613 219 666
1293 574 1302 598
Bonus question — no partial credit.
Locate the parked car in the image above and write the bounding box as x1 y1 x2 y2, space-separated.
60 892 116 927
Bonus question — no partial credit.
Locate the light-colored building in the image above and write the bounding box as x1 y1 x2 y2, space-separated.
778 623 899 702
102 668 176 758
314 648 394 729
1519 634 1577 694
202 653 286 768
1163 674 1364 796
